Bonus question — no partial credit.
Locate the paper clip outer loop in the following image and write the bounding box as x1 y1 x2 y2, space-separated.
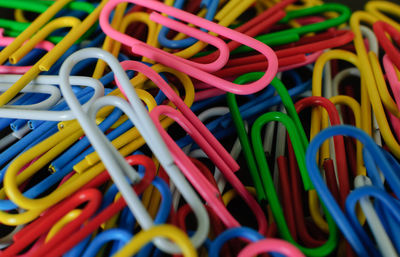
365 1 400 31
251 111 338 257
8 16 81 65
100 0 278 95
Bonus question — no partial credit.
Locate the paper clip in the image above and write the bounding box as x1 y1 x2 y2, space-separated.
250 110 338 256
206 28 353 92
188 106 246 193
100 0 278 95
56 48 209 253
110 11 159 65
367 48 400 142
69 172 171 257
295 96 350 237
181 69 311 150
80 229 132 257
119 60 238 172
327 25 382 147
227 74 338 256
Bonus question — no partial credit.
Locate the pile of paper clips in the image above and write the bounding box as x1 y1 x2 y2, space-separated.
0 0 400 256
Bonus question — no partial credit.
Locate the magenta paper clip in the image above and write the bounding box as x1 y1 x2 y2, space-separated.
100 0 278 95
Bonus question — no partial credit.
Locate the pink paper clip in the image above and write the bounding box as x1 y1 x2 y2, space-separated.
100 0 278 95
149 105 268 235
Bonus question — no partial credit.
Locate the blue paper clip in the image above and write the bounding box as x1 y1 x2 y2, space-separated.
306 125 400 256
81 229 133 257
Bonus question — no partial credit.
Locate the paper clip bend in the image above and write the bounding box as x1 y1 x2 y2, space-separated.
365 0 400 31
100 0 278 95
